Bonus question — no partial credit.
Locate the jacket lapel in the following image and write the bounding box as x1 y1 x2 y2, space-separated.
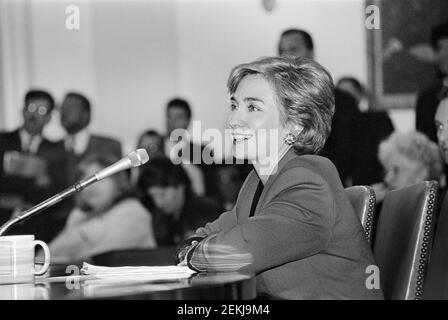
10 130 22 151
252 148 298 216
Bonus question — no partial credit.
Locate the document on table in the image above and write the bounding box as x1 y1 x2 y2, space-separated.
80 262 197 284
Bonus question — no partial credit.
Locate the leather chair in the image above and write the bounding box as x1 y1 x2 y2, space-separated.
373 181 439 300
423 191 448 299
345 186 376 244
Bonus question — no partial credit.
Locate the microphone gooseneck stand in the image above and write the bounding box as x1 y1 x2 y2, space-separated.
0 175 98 236
0 148 149 237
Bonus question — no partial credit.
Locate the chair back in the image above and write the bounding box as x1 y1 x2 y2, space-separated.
373 181 439 300
423 191 448 299
345 186 376 244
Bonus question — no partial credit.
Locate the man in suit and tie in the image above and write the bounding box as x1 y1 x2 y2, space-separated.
59 92 122 184
278 29 362 186
416 21 448 143
164 98 209 197
0 90 68 241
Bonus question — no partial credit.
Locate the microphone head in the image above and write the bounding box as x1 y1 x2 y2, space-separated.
128 149 149 167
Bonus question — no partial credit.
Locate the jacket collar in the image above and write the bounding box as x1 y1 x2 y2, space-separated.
249 148 300 215
262 147 298 188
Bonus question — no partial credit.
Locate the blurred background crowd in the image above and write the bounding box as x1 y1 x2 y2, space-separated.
0 0 447 263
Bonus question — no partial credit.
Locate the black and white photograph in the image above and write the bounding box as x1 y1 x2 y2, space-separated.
0 0 448 306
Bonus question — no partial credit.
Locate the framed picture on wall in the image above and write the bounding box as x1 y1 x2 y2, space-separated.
366 0 448 109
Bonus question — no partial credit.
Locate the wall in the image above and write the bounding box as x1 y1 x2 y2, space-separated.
0 0 412 151
389 109 415 133
28 0 97 139
91 0 180 152
0 0 179 153
0 0 33 129
176 0 369 134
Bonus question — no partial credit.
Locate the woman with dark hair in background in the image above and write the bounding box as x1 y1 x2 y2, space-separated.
47 154 156 262
177 56 383 299
138 157 221 246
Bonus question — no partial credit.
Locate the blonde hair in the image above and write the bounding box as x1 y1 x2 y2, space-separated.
378 131 443 180
227 56 335 154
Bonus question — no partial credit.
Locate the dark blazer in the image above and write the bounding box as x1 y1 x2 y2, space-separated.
416 84 444 143
0 129 67 204
0 129 69 241
352 111 394 185
185 149 383 299
322 89 362 186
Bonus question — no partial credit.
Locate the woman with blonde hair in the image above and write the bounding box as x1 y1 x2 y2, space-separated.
373 131 443 202
177 56 383 299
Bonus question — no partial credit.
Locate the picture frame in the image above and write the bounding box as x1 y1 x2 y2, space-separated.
366 0 448 109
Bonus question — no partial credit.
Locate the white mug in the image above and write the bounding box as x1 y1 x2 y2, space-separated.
0 283 49 300
0 235 50 285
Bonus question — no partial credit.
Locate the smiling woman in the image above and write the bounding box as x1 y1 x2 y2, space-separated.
227 74 287 173
176 56 384 300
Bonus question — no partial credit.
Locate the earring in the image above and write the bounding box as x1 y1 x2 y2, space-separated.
283 132 297 145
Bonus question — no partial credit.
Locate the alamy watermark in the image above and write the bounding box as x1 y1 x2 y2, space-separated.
365 265 381 290
65 264 81 290
65 5 80 30
64 4 380 31
168 121 283 175
365 5 380 30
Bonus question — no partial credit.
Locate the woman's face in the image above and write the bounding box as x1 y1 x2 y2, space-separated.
77 163 120 214
383 153 428 191
227 75 289 162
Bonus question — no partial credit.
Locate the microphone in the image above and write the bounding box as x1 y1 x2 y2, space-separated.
0 149 149 236
95 148 149 181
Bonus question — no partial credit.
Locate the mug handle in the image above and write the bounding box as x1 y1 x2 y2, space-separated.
33 240 50 276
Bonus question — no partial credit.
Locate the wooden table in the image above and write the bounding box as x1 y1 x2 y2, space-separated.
0 248 257 300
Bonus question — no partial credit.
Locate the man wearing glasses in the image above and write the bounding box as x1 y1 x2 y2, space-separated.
0 90 67 242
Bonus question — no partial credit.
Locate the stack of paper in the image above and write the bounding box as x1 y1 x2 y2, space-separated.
80 262 197 284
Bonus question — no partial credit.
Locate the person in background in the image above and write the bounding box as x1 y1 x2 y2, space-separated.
177 56 383 299
434 95 448 181
48 154 156 263
138 157 221 247
336 77 370 112
60 92 122 184
372 131 443 203
130 129 166 185
416 21 448 142
164 98 210 194
0 89 67 242
165 98 229 198
371 131 443 246
278 29 361 186
165 98 198 159
137 129 165 161
336 77 395 185
278 29 314 59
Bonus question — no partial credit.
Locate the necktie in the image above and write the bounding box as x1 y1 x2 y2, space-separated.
23 135 37 154
66 136 75 154
66 136 78 184
23 137 32 153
